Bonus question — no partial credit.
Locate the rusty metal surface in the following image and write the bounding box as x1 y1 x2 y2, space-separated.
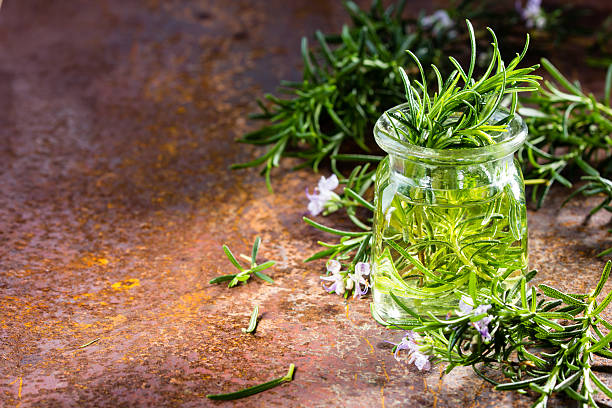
0 0 611 407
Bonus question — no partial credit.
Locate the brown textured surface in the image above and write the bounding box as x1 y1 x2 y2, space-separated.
0 1 611 407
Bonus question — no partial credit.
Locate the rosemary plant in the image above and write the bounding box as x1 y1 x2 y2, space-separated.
209 237 275 287
518 61 612 209
386 20 540 149
519 60 612 256
373 262 612 408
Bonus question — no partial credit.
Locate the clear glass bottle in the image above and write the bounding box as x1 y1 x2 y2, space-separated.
371 103 528 323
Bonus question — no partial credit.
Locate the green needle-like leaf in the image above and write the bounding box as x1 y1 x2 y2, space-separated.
242 305 260 334
209 274 237 284
223 245 245 272
206 364 295 400
251 236 262 269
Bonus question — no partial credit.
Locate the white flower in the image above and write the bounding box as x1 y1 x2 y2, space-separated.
516 0 546 29
355 262 370 277
421 10 456 38
306 174 339 216
321 272 343 295
318 174 339 192
320 260 371 298
409 351 431 371
458 295 475 315
327 259 341 274
389 331 431 371
320 259 346 295
350 262 371 299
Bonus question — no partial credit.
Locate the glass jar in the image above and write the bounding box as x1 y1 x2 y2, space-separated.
371 103 528 323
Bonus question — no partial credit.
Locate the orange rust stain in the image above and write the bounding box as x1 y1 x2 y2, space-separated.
179 290 211 306
381 360 390 382
161 142 177 156
362 337 375 354
73 293 95 300
432 365 445 408
9 377 22 399
111 278 140 290
80 254 109 267
107 314 128 326
468 382 487 408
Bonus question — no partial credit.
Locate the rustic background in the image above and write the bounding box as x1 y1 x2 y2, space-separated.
1 0 611 407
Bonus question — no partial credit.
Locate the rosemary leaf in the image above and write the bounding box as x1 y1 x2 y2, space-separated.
206 364 295 401
242 305 260 334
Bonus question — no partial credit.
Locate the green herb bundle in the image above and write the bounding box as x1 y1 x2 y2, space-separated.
387 21 540 149
519 60 612 209
209 237 275 287
373 262 612 408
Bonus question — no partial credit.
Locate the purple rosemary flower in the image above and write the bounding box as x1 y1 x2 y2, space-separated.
388 331 430 371
409 350 431 371
320 259 371 299
306 174 339 216
473 315 494 341
458 295 493 342
515 0 546 29
320 260 345 295
355 261 370 276
458 296 472 314
349 262 371 299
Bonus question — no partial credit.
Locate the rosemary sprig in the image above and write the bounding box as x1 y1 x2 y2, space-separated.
375 261 612 407
209 237 275 287
206 364 295 401
518 61 612 209
385 20 540 149
242 305 260 334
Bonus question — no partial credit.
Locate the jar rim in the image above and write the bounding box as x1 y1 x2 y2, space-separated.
374 102 527 164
